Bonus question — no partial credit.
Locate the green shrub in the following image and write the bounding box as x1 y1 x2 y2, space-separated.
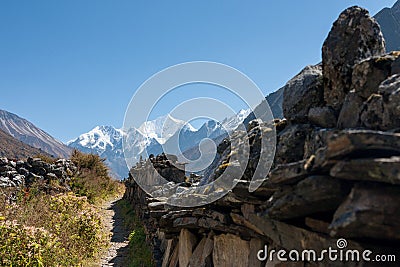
0 221 57 267
70 149 124 204
127 227 154 267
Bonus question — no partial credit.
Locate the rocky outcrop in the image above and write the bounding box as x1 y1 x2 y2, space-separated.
0 157 76 193
124 6 400 267
322 7 386 112
244 88 284 126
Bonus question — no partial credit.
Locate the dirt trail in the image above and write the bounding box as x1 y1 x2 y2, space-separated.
100 198 130 267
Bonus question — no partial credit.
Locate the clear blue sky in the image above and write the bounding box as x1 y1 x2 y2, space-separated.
0 0 397 142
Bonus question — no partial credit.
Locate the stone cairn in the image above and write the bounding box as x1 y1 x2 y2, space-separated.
124 7 400 267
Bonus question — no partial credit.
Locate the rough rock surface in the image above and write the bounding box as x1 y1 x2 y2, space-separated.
275 124 311 165
360 74 400 130
213 234 249 267
336 91 364 128
330 184 400 240
178 229 197 267
123 6 400 267
351 53 399 99
282 65 323 122
0 157 76 192
308 106 337 128
322 6 386 111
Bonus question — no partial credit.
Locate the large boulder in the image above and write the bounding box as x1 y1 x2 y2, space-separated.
282 65 323 123
322 6 386 112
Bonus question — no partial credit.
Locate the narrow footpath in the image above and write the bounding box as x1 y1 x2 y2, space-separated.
100 198 130 267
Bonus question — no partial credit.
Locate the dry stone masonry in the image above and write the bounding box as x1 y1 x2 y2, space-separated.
0 157 77 193
124 6 400 267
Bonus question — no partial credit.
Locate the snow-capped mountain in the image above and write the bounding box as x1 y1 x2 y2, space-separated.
221 109 251 132
67 126 123 154
68 115 193 179
138 114 196 144
68 125 127 179
68 110 250 180
68 126 124 155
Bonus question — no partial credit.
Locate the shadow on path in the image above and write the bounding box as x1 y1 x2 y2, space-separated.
100 199 130 267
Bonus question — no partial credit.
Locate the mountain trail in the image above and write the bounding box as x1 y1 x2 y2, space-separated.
99 197 130 267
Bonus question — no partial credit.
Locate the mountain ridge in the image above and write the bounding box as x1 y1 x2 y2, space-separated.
0 110 72 158
375 0 400 52
68 110 252 179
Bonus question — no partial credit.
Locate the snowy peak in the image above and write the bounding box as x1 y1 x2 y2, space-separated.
221 109 251 132
137 114 195 144
69 110 250 179
68 125 129 180
68 125 123 152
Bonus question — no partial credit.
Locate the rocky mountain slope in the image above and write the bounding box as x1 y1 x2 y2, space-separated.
0 110 71 158
125 6 400 266
375 0 400 52
243 88 284 125
0 128 51 159
265 87 283 118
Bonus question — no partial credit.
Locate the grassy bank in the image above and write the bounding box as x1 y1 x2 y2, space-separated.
0 192 106 266
0 150 124 266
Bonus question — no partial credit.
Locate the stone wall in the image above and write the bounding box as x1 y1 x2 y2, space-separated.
124 7 400 267
0 157 77 195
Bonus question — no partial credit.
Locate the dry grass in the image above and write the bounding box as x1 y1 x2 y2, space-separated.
0 150 125 266
0 191 107 266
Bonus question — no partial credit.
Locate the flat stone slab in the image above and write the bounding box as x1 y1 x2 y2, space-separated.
331 157 400 184
330 183 400 241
